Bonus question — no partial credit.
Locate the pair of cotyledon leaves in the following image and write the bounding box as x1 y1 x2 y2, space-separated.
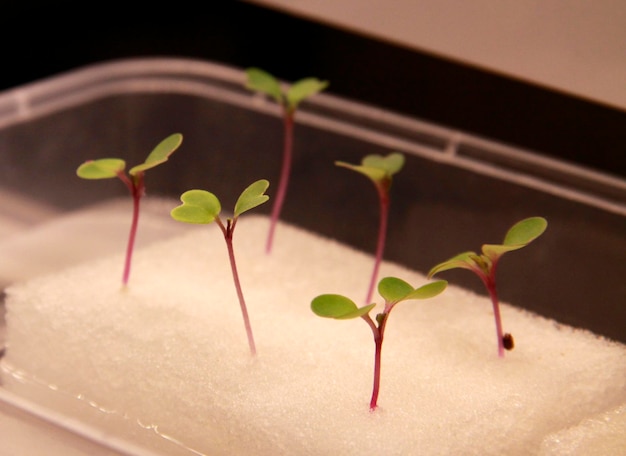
245 68 329 113
76 133 183 179
428 216 548 278
311 278 448 320
336 152 405 184
171 180 270 224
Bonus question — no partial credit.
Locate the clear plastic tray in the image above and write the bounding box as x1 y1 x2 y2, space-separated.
0 57 624 455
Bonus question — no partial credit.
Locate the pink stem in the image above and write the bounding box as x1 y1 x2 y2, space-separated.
363 311 389 411
370 337 382 410
365 186 389 304
266 111 294 254
480 264 504 357
119 172 143 287
486 279 504 358
220 218 257 356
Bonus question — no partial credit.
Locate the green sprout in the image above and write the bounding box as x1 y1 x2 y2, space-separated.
336 152 405 304
170 179 270 356
245 67 328 254
76 133 183 287
312 277 447 410
428 216 548 357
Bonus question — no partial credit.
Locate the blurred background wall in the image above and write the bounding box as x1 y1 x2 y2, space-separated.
1 0 624 177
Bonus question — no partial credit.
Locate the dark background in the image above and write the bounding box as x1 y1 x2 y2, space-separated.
2 1 624 178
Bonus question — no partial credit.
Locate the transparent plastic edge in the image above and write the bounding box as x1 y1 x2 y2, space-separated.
0 385 163 456
0 56 622 216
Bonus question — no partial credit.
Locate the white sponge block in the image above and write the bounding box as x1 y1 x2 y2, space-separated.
2 207 625 455
539 403 626 455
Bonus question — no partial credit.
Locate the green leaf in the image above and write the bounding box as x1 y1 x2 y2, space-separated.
245 67 283 105
234 179 270 217
335 161 386 182
171 189 221 224
428 252 478 278
129 133 183 175
336 152 405 185
503 216 547 246
311 294 376 320
378 277 448 303
286 77 328 110
481 243 524 258
402 280 448 300
483 217 548 260
362 153 405 176
430 217 548 278
76 158 126 179
378 277 413 302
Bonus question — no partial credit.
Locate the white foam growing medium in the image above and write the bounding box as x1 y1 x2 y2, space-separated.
2 206 625 455
539 403 626 455
0 198 190 288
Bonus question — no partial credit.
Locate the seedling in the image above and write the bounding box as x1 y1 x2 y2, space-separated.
335 152 405 304
245 67 328 253
76 133 183 287
428 216 548 357
312 277 447 410
170 179 270 356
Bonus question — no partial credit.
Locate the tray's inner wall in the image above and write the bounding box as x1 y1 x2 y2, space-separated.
0 93 624 343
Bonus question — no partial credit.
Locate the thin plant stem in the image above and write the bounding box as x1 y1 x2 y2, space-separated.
371 333 383 410
365 185 389 304
475 259 504 357
482 274 504 358
266 111 294 254
218 217 257 356
362 311 390 411
119 172 144 287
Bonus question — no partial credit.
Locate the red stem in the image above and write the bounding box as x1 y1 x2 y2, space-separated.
118 172 144 287
487 284 505 358
479 263 504 357
218 218 257 356
370 333 383 410
365 184 389 304
362 310 390 411
266 110 294 254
